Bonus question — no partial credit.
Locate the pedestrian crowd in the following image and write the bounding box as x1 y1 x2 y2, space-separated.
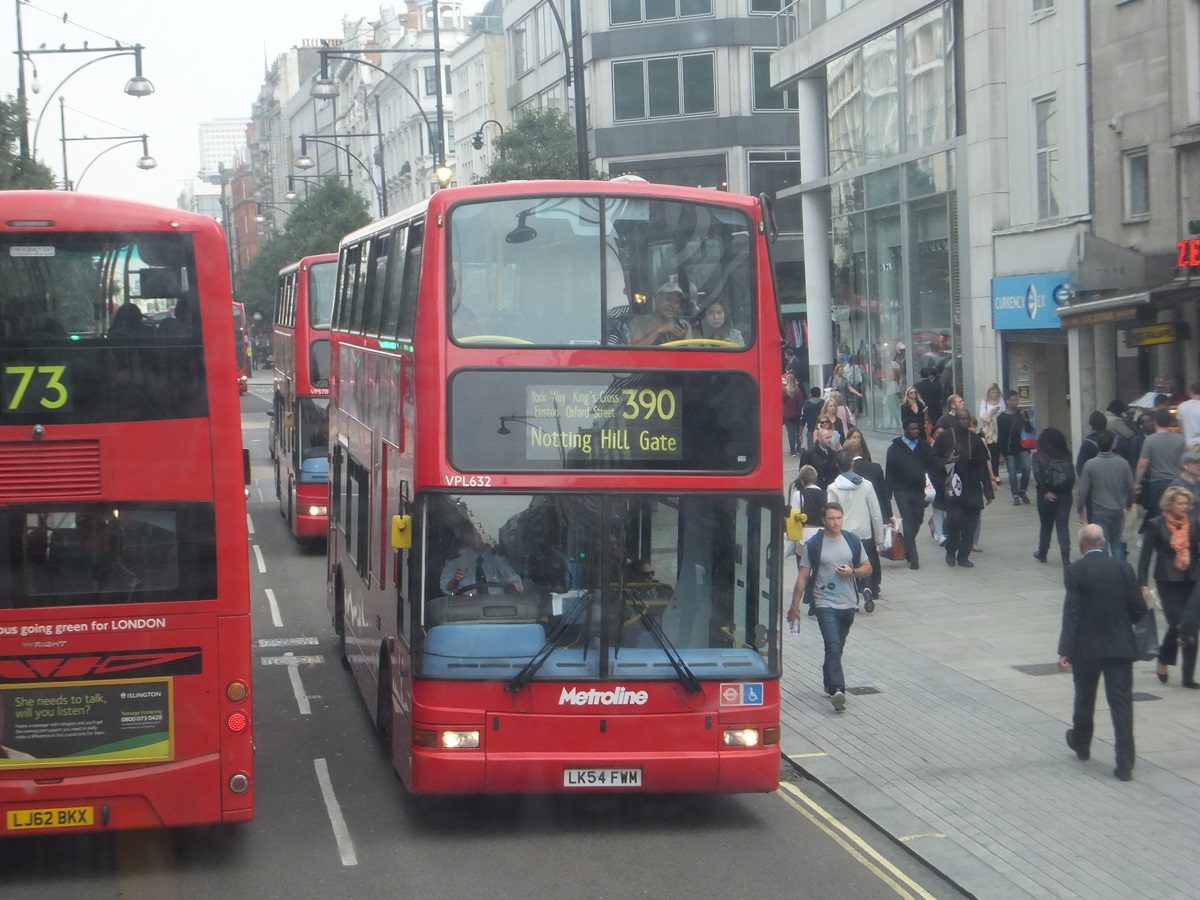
783 360 1200 779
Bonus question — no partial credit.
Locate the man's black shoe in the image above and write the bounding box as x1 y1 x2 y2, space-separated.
909 560 919 570
1066 729 1089 761
945 553 956 567
957 558 975 569
1113 768 1133 782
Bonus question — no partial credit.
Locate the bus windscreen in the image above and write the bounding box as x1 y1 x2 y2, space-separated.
448 196 755 348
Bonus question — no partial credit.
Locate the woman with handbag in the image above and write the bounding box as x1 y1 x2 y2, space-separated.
979 383 1004 475
1137 486 1200 688
1031 427 1075 565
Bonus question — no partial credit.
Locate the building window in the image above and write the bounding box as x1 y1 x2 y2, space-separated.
753 50 797 110
424 66 438 95
612 54 715 121
512 16 531 76
1123 149 1150 219
536 3 558 61
609 0 711 26
750 0 783 11
1034 94 1060 220
1032 0 1054 13
748 150 802 232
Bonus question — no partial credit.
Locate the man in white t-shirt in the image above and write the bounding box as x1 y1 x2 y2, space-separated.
1175 383 1200 444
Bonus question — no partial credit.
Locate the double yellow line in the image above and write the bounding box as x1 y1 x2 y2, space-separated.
777 782 942 900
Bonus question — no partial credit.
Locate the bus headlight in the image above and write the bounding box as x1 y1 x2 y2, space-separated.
307 505 328 517
440 730 480 749
722 728 760 748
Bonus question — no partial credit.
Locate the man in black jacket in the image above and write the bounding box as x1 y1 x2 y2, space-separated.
1057 524 1148 781
931 408 994 568
886 419 933 570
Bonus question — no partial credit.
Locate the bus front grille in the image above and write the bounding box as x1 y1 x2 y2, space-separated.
0 441 102 500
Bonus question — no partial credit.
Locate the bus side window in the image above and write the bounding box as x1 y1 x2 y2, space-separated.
379 225 408 339
397 223 423 339
360 232 391 338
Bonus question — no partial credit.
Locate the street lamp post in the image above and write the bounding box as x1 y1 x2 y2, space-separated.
537 0 590 179
58 99 154 190
472 119 504 156
296 134 387 217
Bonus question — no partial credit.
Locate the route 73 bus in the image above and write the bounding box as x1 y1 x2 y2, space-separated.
272 253 337 541
327 180 784 794
0 192 253 833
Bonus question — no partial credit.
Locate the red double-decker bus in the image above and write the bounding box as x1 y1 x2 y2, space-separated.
272 253 337 541
233 301 250 394
0 192 254 834
327 180 784 795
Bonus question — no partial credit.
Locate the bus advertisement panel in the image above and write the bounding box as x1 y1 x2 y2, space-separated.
0 192 253 834
327 181 783 795
272 253 336 541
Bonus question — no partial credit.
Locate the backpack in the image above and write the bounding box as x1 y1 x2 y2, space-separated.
801 529 864 607
1047 458 1075 493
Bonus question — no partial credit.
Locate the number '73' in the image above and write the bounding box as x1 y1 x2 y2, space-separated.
5 365 69 410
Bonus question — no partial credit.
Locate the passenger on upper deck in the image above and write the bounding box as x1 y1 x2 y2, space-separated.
625 277 695 346
697 298 744 346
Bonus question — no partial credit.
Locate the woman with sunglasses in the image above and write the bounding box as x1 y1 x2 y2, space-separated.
900 385 929 437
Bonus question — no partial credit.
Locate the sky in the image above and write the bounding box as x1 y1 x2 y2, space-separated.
1 0 484 208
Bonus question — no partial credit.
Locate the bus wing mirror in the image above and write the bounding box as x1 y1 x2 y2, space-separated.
391 514 412 550
785 509 805 542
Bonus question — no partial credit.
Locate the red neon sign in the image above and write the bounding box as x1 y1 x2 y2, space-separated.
1179 239 1200 267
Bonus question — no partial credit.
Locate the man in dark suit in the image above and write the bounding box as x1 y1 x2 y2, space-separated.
1057 524 1148 781
886 419 934 570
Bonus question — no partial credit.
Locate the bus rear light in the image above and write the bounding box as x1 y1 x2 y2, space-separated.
228 773 250 794
722 728 760 748
763 726 781 746
226 711 249 734
307 505 327 517
440 730 480 750
225 680 249 703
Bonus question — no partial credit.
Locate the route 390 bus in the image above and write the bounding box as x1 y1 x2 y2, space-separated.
328 180 784 795
272 253 337 541
0 192 254 834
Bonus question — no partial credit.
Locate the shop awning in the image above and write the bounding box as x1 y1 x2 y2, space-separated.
1056 290 1151 323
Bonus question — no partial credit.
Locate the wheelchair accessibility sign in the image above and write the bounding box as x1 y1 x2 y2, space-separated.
719 682 764 706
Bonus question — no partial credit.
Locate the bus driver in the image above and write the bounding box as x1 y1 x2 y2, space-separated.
440 523 524 595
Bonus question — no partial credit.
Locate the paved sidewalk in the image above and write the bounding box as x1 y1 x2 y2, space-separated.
779 431 1200 900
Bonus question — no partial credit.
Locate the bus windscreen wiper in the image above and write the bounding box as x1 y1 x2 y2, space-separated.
505 592 592 693
624 591 701 694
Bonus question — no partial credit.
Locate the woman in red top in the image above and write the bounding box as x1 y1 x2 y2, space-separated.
783 373 803 457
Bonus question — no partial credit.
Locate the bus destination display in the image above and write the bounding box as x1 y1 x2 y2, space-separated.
523 383 682 462
450 369 759 473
